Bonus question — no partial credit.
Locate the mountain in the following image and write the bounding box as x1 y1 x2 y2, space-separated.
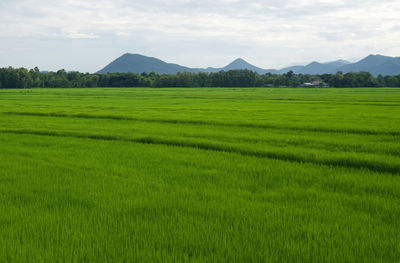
278 56 400 76
97 53 200 74
279 62 336 74
278 60 351 74
221 58 273 74
204 58 277 74
98 53 400 76
340 55 400 76
98 54 273 74
325 59 351 67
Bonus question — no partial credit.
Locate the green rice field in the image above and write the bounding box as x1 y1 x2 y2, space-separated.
0 87 399 262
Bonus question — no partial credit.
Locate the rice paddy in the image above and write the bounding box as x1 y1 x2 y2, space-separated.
0 87 399 262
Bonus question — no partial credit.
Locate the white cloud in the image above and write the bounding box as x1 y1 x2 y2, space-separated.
0 0 399 72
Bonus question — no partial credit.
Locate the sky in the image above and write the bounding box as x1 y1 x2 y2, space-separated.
1 0 399 72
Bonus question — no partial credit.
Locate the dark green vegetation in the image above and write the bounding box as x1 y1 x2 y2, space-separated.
0 88 400 262
2 66 400 89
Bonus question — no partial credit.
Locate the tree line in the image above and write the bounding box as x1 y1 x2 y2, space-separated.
1 67 400 89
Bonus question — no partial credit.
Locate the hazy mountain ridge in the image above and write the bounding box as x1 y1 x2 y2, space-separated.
98 53 400 76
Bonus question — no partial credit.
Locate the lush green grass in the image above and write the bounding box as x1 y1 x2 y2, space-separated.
0 87 399 262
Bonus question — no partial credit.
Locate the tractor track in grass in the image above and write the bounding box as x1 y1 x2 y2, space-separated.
4 111 400 136
179 133 400 158
4 109 400 157
1 128 399 175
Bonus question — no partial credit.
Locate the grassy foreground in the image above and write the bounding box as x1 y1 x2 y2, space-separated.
0 87 399 262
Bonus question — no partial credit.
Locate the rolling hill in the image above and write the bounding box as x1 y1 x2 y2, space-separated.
98 53 400 76
97 53 198 74
340 55 400 76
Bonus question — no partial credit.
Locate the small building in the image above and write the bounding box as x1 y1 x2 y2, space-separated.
301 81 329 88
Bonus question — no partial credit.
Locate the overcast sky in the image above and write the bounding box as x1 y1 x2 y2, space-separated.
1 0 399 72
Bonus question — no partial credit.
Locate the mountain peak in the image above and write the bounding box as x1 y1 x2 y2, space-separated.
121 53 138 58
324 59 351 67
364 54 380 59
220 58 269 74
357 54 397 65
227 58 251 66
308 61 322 66
232 58 247 62
335 59 351 64
363 54 391 60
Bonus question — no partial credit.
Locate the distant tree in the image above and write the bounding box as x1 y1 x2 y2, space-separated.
4 67 19 88
384 76 398 87
194 72 209 87
17 68 33 88
48 70 71 88
376 74 385 87
83 74 99 87
29 67 42 87
1 66 400 89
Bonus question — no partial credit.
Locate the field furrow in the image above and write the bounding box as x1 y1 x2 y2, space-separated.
1 87 400 262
